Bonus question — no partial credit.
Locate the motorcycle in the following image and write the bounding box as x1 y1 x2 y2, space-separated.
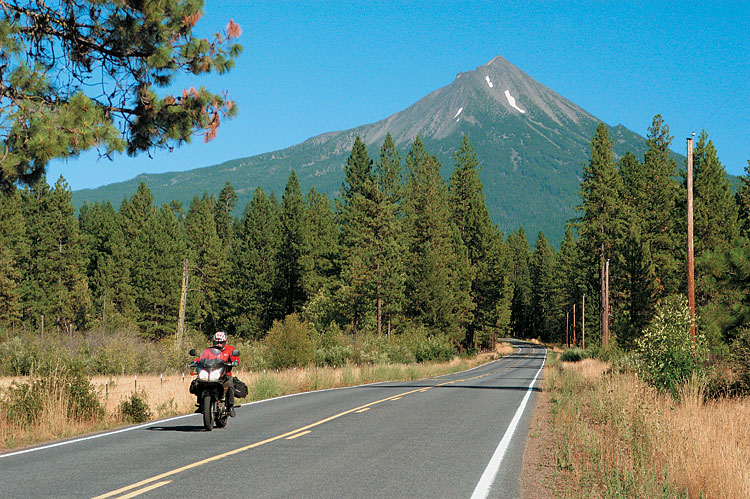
189 347 240 431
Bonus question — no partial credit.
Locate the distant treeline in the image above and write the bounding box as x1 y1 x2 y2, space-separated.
1 117 749 353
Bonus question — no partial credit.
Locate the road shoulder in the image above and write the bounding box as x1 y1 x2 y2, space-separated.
521 380 555 499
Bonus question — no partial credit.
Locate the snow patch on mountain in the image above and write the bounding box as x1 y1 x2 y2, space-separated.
454 107 464 119
504 90 526 114
485 76 494 88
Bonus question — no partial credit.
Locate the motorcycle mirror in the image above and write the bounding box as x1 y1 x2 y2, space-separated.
232 349 240 357
189 349 198 356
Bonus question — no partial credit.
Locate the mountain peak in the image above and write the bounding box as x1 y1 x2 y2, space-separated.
74 56 653 246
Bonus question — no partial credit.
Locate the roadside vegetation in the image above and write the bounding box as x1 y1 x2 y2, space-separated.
541 298 750 498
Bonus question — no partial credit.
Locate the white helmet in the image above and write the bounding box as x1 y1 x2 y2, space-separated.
213 331 227 349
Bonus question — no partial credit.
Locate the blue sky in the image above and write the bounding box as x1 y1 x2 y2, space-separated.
48 1 750 190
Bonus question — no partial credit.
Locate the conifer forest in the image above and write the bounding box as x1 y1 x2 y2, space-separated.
2 117 750 370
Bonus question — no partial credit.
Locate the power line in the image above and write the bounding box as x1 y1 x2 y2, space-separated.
693 71 750 132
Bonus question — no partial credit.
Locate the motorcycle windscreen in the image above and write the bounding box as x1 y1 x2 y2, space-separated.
199 347 225 369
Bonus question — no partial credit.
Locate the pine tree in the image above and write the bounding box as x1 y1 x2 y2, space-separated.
615 224 658 349
214 182 237 248
690 130 738 256
0 1 242 191
530 232 556 341
576 122 623 345
119 182 184 337
508 228 532 338
551 226 583 344
403 136 474 342
231 188 280 338
337 136 380 330
0 190 27 328
21 177 91 333
302 188 339 298
374 134 407 337
274 171 309 319
78 201 135 324
449 135 511 348
148 204 185 337
640 115 682 295
184 194 229 333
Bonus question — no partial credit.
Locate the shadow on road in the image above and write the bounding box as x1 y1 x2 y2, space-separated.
146 425 205 433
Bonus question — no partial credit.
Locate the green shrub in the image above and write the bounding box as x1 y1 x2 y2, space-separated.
352 337 389 365
1 364 104 425
636 295 709 398
397 323 455 363
118 391 152 423
314 345 353 367
560 348 589 362
382 342 416 364
265 314 313 369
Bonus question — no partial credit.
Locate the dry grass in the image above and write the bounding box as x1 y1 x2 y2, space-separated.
1 348 506 452
547 359 750 498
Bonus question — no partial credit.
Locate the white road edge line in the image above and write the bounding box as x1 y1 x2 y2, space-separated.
470 348 546 499
0 341 527 460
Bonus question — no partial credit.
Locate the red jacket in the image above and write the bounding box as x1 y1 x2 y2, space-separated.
197 345 239 376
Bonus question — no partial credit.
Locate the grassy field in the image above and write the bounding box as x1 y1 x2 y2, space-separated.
546 357 750 498
0 344 513 452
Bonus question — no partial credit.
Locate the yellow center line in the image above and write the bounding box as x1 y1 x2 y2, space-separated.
355 408 370 413
113 481 171 499
93 349 536 499
285 430 312 440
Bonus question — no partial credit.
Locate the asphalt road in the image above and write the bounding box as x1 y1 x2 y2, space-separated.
1 340 546 498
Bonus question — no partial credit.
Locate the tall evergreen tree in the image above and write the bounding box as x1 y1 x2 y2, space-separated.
551 226 583 344
508 228 532 338
640 115 682 295
576 122 623 345
0 190 27 328
374 133 407 337
78 201 135 324
689 130 738 256
616 151 660 343
615 224 658 348
337 136 380 330
231 188 280 338
303 188 339 298
184 194 229 333
449 135 511 348
214 181 237 248
530 232 555 341
120 182 184 337
274 171 309 318
21 177 90 333
403 136 474 342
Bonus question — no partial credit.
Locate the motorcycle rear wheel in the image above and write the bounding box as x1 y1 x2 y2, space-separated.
202 393 214 431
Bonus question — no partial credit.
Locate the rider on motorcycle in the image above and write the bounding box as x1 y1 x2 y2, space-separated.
195 331 239 417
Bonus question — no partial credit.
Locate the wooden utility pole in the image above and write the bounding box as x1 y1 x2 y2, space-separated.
582 294 586 350
566 311 569 348
687 133 696 339
599 250 607 346
605 259 610 346
572 304 576 347
177 258 189 346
